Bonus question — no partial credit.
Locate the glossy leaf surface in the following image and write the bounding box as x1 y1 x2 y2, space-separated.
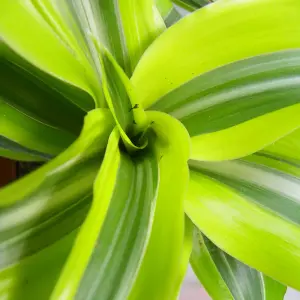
0 109 113 265
2 0 300 298
129 111 190 300
186 128 300 289
0 0 100 110
51 127 159 300
190 103 300 161
191 227 286 300
151 50 300 136
0 109 114 299
52 112 190 300
0 231 78 300
68 0 165 76
0 97 75 161
0 52 88 134
98 48 148 151
147 49 300 159
132 0 300 109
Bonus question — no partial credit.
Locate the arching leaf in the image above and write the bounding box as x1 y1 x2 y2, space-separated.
52 112 190 300
0 0 101 110
68 0 165 76
191 227 286 300
0 98 75 161
0 109 114 299
147 50 300 160
132 0 300 108
0 230 78 300
98 48 148 152
190 104 300 161
151 50 300 137
186 128 300 289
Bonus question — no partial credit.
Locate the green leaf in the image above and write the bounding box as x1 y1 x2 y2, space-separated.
156 0 174 17
98 47 148 152
68 0 165 76
0 136 50 162
264 277 288 300
131 0 300 109
185 170 300 290
175 216 193 297
128 111 190 300
189 133 300 227
116 0 165 74
258 127 300 167
172 0 199 12
0 108 113 299
27 0 95 66
0 97 75 161
0 109 113 267
0 0 102 110
190 227 286 300
151 50 300 136
51 127 159 300
192 0 216 7
0 49 88 134
0 230 78 300
147 49 300 160
52 111 190 300
191 228 234 300
186 129 300 289
155 0 181 26
173 0 216 11
190 103 300 161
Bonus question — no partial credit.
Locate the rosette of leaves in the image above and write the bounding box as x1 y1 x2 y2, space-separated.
1 0 300 299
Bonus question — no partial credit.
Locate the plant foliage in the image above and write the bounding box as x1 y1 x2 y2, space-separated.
1 0 300 299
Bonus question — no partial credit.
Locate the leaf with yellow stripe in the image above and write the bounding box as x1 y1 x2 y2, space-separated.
186 128 300 289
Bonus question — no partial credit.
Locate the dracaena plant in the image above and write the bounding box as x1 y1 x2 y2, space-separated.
1 0 300 299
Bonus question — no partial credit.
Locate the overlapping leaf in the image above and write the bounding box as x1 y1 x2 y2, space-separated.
51 127 159 300
0 230 78 300
66 0 165 76
0 109 113 299
0 0 165 160
173 0 200 12
131 0 300 158
2 0 300 299
145 49 300 159
133 0 300 107
186 128 300 289
0 0 102 160
0 0 101 110
129 111 190 300
173 0 216 13
155 0 181 26
52 111 190 300
191 226 286 300
98 47 148 152
151 50 300 136
0 97 75 161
